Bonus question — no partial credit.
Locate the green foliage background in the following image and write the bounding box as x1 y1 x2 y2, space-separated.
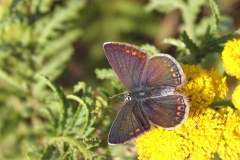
0 0 239 159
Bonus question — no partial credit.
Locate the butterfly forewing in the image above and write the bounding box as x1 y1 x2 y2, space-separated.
108 100 151 145
143 95 189 129
141 54 185 88
104 42 147 90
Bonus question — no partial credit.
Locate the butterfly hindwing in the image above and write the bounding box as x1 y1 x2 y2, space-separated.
108 100 151 145
142 94 189 129
104 42 147 90
141 54 185 88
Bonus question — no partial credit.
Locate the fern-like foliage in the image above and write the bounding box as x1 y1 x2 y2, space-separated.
0 0 97 159
27 76 105 159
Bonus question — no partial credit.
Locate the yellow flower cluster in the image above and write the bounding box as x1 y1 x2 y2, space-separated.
222 39 240 79
136 65 240 160
180 65 215 110
180 65 227 116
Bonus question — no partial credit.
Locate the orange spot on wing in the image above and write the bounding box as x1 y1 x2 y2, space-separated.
177 106 182 110
140 55 146 59
126 50 130 53
132 51 137 56
135 128 140 132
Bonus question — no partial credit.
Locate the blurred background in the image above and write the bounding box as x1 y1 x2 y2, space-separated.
0 0 239 159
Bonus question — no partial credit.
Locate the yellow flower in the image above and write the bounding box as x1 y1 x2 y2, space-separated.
222 39 240 79
180 65 227 116
217 107 240 160
232 85 240 110
180 65 215 111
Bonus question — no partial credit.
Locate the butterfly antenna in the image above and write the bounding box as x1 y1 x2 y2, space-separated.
109 92 126 99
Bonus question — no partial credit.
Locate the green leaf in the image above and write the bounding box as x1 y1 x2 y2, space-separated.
66 95 90 136
181 31 200 55
36 75 68 135
73 81 87 93
209 0 220 34
163 38 186 51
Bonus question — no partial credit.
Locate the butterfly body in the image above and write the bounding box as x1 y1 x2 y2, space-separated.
103 42 189 145
127 85 174 101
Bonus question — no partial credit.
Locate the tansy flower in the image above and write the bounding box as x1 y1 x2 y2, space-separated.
180 65 227 116
222 39 240 79
232 85 240 110
217 107 240 160
180 65 215 112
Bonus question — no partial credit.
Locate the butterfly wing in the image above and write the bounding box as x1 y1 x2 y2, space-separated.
108 100 151 145
142 94 189 129
104 42 147 90
141 54 185 88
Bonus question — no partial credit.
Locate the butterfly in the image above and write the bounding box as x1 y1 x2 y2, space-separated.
103 42 189 145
